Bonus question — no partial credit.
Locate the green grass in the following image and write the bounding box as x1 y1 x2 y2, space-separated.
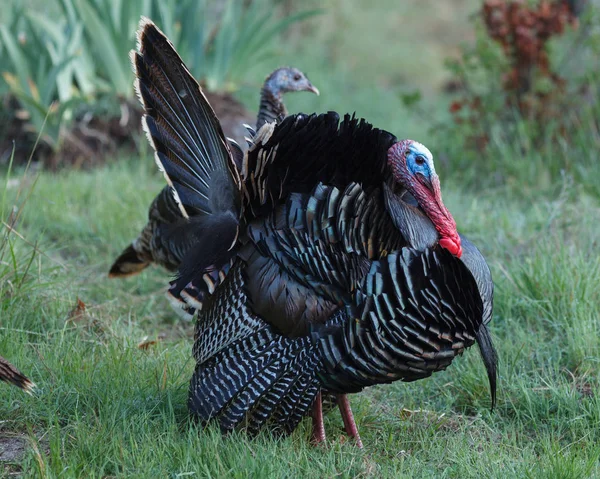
1 154 599 477
2 1 600 477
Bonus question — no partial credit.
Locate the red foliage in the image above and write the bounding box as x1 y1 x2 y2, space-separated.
448 0 581 151
482 0 577 107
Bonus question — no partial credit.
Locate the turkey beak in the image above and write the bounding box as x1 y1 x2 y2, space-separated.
307 83 320 96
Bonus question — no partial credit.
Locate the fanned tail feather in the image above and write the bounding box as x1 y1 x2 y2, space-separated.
133 17 240 219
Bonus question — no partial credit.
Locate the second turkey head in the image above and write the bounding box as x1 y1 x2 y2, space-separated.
265 67 320 97
387 140 462 258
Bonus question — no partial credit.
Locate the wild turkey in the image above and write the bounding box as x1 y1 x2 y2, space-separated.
0 356 35 394
108 67 318 278
256 67 319 130
130 18 497 446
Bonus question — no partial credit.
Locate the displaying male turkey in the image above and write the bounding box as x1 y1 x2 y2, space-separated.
130 18 497 447
108 67 318 279
0 356 35 394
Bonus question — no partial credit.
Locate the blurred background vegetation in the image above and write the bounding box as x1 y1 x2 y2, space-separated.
1 1 600 476
2 0 597 190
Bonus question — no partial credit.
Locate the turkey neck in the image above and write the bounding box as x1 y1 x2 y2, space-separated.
256 86 286 130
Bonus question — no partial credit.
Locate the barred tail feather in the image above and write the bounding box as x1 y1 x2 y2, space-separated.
133 18 240 219
108 244 150 278
188 326 321 435
0 357 35 394
268 366 321 434
244 347 321 435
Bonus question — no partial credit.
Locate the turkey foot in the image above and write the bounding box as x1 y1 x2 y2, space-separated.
337 394 363 449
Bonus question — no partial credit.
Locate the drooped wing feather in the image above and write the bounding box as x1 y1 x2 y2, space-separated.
458 234 497 407
459 235 494 326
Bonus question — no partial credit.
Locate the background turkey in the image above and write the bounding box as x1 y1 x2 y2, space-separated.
108 67 318 280
131 19 497 447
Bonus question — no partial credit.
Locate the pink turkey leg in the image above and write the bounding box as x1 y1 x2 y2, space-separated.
337 394 363 449
311 391 326 444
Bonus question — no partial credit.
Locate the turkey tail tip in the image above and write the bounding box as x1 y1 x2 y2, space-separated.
108 244 149 278
19 376 36 395
1 359 36 395
475 325 498 411
135 17 166 53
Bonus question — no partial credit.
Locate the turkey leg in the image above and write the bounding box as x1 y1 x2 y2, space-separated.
337 394 363 449
311 391 326 444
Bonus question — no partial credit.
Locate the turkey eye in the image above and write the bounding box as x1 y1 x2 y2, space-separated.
415 156 425 165
293 74 301 81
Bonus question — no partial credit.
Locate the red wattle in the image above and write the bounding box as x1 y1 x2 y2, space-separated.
439 237 462 258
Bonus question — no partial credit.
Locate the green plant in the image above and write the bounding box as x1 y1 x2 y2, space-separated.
0 7 82 150
432 1 600 189
54 0 320 97
27 13 96 102
154 0 322 92
62 0 153 98
0 0 321 164
0 148 41 311
445 1 581 151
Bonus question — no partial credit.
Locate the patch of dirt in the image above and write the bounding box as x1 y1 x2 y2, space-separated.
1 90 254 170
0 432 49 474
0 95 141 170
577 382 594 398
562 368 597 400
0 95 52 166
204 90 254 148
0 435 27 463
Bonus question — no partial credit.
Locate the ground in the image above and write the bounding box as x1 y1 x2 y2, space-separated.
1 1 600 477
1 158 598 477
